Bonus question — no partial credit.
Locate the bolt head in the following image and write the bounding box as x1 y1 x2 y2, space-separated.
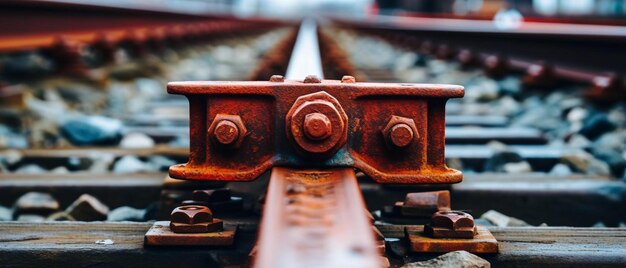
170 205 213 224
303 75 321 83
389 124 414 148
430 210 475 230
214 120 239 145
269 75 284 82
286 91 348 157
208 114 247 148
382 115 419 149
341 75 356 83
303 113 332 141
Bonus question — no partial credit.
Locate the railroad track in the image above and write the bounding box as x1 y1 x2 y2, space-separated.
0 3 625 267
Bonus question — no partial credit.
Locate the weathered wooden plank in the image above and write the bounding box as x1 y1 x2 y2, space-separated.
379 224 626 267
0 173 229 209
1 172 622 226
0 173 165 208
0 222 624 267
446 127 547 145
446 145 577 171
0 221 256 267
1 147 188 170
445 115 508 127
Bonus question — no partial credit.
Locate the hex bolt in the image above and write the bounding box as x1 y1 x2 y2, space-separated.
341 75 356 83
431 210 475 230
171 205 213 224
208 114 247 148
303 112 332 141
389 123 414 148
214 120 239 145
285 91 348 157
382 115 419 149
169 205 224 233
303 75 321 83
270 75 285 82
424 210 477 239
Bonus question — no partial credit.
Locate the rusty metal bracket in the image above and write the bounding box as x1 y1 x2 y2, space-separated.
167 78 464 184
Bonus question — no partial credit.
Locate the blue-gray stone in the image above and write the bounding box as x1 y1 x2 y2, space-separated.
60 116 122 145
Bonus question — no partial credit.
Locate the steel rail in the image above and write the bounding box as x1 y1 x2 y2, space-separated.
285 19 324 80
330 16 626 95
254 20 379 268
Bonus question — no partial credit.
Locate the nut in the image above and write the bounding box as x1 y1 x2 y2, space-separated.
169 205 224 233
171 205 213 224
286 91 348 157
208 114 247 148
382 115 419 149
431 210 474 230
170 219 223 233
425 210 477 239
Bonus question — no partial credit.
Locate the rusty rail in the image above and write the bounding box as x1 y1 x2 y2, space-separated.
331 16 626 100
256 168 379 267
253 20 379 268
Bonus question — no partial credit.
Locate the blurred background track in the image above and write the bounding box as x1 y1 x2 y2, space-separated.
0 1 625 267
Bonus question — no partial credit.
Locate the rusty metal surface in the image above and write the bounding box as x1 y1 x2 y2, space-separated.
255 167 379 268
393 191 451 217
144 221 236 246
405 225 498 253
168 79 463 184
424 210 477 239
169 205 224 233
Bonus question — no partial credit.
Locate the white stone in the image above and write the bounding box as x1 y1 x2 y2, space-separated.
119 132 155 149
503 161 532 173
113 155 150 173
402 250 490 268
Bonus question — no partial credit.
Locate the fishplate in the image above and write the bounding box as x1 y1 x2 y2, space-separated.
167 77 464 184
